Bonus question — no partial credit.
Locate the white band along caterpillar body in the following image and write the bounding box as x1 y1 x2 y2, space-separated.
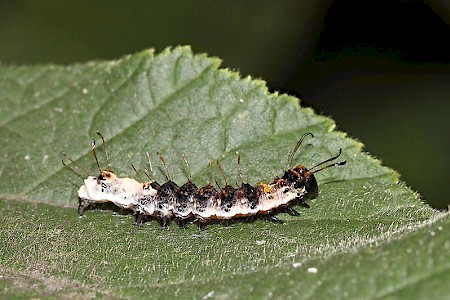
63 132 346 229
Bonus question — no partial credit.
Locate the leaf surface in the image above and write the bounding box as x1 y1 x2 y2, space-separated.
0 47 445 299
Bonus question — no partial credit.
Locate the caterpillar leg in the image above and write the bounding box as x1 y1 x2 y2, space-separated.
220 219 232 227
134 213 146 227
195 220 209 230
283 207 300 216
78 198 92 216
297 200 310 208
176 218 189 229
159 217 171 230
265 214 284 224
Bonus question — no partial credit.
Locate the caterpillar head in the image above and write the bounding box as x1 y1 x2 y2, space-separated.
284 133 346 201
285 166 318 200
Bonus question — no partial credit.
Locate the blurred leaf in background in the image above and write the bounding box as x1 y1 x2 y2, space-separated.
0 0 448 209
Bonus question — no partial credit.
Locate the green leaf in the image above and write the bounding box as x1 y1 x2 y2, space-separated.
0 47 446 298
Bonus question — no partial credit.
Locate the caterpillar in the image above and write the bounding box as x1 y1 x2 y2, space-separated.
62 131 346 229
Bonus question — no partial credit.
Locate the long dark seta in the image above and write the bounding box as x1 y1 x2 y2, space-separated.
312 160 347 174
91 139 102 173
310 148 343 171
146 151 155 181
62 152 89 178
181 153 193 182
285 132 314 170
131 164 144 183
96 131 111 171
237 154 243 185
157 152 171 181
216 159 228 186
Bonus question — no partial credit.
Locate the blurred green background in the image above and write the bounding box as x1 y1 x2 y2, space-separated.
0 0 448 209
